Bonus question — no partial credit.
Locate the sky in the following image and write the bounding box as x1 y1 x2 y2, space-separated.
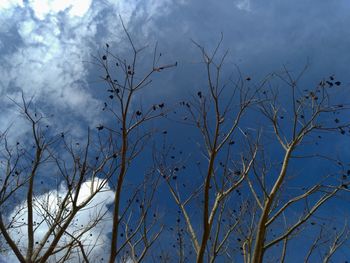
3 179 115 262
1 0 350 262
1 0 350 130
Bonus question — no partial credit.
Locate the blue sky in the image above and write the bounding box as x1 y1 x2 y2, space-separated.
1 0 350 262
1 0 350 130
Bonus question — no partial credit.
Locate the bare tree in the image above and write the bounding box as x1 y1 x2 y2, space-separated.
155 35 262 262
93 17 176 263
1 29 350 263
156 39 350 263
0 94 117 262
248 66 350 263
0 19 175 262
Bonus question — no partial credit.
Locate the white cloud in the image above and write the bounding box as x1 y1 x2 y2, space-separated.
235 0 251 12
0 0 23 10
28 0 92 20
0 2 179 259
3 178 114 262
0 0 176 129
0 1 102 135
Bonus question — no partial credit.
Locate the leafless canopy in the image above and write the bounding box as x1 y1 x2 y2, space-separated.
1 27 350 263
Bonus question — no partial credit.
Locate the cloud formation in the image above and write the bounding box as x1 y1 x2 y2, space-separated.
1 0 99 124
0 0 178 138
2 178 114 262
27 0 93 19
1 1 350 261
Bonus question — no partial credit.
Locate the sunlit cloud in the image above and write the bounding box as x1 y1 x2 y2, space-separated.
0 0 24 10
3 178 114 262
0 1 101 133
28 0 93 20
0 0 179 138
